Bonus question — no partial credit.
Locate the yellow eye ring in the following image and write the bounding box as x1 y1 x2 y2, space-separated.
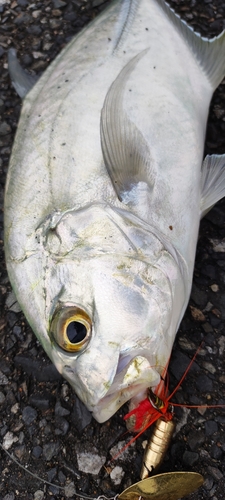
50 306 92 353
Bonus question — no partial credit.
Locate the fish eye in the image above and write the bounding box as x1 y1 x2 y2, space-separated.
50 306 92 352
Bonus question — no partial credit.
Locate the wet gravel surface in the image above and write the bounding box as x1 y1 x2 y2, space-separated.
0 0 225 499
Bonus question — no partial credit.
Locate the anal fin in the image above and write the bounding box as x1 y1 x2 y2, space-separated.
201 154 225 218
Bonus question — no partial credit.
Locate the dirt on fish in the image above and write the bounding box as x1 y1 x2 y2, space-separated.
0 1 225 499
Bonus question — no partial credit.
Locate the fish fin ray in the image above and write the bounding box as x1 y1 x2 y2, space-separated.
201 154 225 218
156 0 225 89
100 49 154 201
8 48 38 98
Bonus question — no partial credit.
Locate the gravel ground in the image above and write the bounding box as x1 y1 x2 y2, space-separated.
0 0 225 499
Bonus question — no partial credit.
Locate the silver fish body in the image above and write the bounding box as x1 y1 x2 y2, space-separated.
4 0 225 422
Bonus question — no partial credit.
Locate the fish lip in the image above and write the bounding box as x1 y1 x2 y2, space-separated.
91 355 161 423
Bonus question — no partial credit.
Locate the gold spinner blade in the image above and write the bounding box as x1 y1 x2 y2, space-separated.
118 471 204 500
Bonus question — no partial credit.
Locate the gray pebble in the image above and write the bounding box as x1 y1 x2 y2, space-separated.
196 374 213 392
211 443 223 460
29 391 53 410
22 406 37 425
203 476 214 491
188 430 205 451
3 494 15 500
47 467 57 482
0 371 9 385
182 451 199 466
32 446 43 458
58 470 66 484
207 466 223 481
169 350 198 380
0 122 11 136
0 391 5 403
71 397 92 432
191 284 208 307
33 492 44 500
43 441 60 461
205 420 218 435
54 416 69 435
53 0 66 7
55 400 70 416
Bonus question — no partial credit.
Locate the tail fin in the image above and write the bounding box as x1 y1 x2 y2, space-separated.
157 0 225 90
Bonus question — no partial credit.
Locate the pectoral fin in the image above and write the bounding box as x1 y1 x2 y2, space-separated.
201 154 225 218
100 50 154 201
8 49 38 98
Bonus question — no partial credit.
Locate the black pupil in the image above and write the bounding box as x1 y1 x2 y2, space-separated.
66 321 87 344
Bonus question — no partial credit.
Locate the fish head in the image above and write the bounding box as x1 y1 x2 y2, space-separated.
48 252 172 422
5 204 185 422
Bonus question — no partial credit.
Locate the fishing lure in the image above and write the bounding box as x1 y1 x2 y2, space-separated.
140 418 175 479
122 344 225 473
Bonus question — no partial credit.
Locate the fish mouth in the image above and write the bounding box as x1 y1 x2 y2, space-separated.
91 354 161 423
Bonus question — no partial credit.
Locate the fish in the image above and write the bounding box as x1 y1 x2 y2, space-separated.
4 0 225 424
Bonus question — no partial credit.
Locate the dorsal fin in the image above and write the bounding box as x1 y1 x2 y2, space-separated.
156 0 225 90
8 49 38 98
100 49 154 201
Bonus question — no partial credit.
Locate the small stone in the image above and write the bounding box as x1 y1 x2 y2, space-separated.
169 351 198 381
14 444 26 460
3 494 15 500
191 284 207 307
218 336 225 355
183 451 199 466
11 403 20 414
34 491 44 500
54 416 69 435
0 121 11 136
55 400 70 417
203 476 214 491
43 441 60 461
196 374 213 393
110 466 125 485
211 444 223 460
3 431 18 450
188 430 205 451
32 10 42 18
0 371 9 385
32 51 44 59
64 482 76 498
52 9 62 16
32 446 43 458
58 470 66 484
53 0 66 6
205 420 218 436
76 450 106 475
110 440 134 461
29 391 53 410
207 466 223 481
49 18 62 29
202 322 213 333
0 391 5 403
211 284 219 292
202 362 216 374
71 397 92 432
210 238 225 252
190 305 206 322
47 467 57 482
22 406 37 425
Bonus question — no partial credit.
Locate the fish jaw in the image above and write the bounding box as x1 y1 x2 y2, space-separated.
91 356 161 423
52 347 161 422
